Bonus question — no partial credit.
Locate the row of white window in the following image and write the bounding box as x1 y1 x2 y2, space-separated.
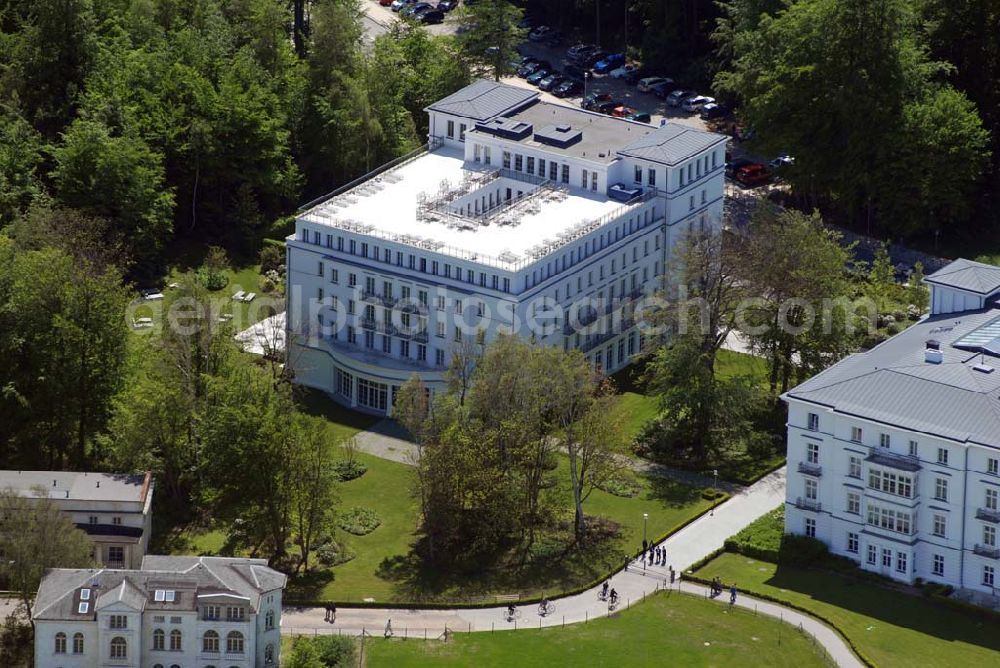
806 522 998 585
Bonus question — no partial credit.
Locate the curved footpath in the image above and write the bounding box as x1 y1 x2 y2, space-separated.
281 466 863 668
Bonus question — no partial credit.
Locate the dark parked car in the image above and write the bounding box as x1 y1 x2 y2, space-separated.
417 8 445 23
561 61 588 80
538 74 566 91
566 43 597 59
526 68 552 85
581 50 607 68
568 46 602 66
650 81 673 99
581 92 613 110
626 111 652 123
725 158 754 179
437 0 460 10
517 60 549 77
552 78 582 97
401 2 432 17
700 102 729 120
594 100 621 115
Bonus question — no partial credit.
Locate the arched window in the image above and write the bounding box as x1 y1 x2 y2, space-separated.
170 664 181 668
152 628 165 650
153 664 164 668
265 609 275 630
169 629 182 651
265 644 275 664
110 636 127 659
226 630 244 654
54 632 66 653
72 632 84 653
203 630 219 652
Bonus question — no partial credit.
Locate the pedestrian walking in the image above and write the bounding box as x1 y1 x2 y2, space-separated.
669 566 675 584
385 618 393 638
323 605 330 622
330 604 336 623
730 583 738 605
624 553 629 572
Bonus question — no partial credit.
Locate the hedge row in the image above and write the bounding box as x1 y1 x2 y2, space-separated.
681 572 877 668
284 492 731 608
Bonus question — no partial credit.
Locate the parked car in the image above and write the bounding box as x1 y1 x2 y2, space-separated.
569 46 602 66
417 7 445 23
517 59 549 77
528 25 553 42
401 1 432 17
526 68 552 85
379 0 394 6
612 105 636 118
581 50 608 68
593 53 625 73
682 95 714 112
650 81 673 99
626 110 652 123
566 43 597 60
733 163 770 187
552 78 583 97
637 76 671 93
561 62 588 80
437 0 460 10
543 30 564 46
594 100 621 115
609 63 639 80
581 92 613 110
768 154 795 171
725 158 754 179
699 102 729 120
538 73 566 91
666 89 693 107
390 0 417 11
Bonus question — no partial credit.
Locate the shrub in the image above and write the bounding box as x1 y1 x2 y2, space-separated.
725 506 784 561
778 533 829 567
316 541 354 567
338 506 381 535
259 244 284 274
314 634 356 666
596 471 641 498
333 460 367 482
701 487 726 501
197 266 228 291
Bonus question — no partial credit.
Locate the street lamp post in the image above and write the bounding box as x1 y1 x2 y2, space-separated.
643 512 648 550
711 470 718 515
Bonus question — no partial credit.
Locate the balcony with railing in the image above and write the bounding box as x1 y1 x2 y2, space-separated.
361 290 393 307
976 507 1000 523
795 497 822 512
866 447 921 472
974 544 1000 559
798 461 823 477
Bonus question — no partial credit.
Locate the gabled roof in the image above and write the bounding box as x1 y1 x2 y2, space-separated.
925 258 1000 295
425 80 539 121
33 556 286 622
784 307 1000 448
617 122 727 166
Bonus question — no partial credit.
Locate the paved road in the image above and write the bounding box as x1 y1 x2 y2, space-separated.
281 467 861 666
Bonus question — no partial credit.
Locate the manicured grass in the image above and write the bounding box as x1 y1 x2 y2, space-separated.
696 552 1000 668
716 348 769 384
618 391 659 442
290 452 715 604
364 590 830 668
294 387 379 443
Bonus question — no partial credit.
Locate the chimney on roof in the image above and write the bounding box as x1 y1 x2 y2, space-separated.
925 344 943 364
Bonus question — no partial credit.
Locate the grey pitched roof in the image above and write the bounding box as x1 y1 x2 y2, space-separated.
617 122 727 166
784 308 1000 448
0 470 151 503
924 258 1000 295
33 557 286 622
425 80 539 121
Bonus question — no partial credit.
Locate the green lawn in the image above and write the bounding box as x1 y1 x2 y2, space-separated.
716 348 768 383
696 552 1000 668
364 590 830 668
289 451 716 604
618 391 659 443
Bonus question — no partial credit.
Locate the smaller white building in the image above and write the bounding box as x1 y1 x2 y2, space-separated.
784 258 1000 607
32 556 286 668
0 470 153 569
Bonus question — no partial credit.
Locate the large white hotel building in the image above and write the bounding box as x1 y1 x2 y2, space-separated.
286 80 727 414
785 258 1000 605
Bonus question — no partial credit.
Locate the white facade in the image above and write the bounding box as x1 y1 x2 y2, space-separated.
784 260 1000 605
33 557 285 668
287 80 727 414
0 470 153 569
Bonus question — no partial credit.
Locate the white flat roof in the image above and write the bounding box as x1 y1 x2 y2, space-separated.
0 470 150 503
299 147 632 271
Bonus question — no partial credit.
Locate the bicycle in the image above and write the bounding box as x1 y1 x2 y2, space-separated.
538 600 554 617
503 606 521 623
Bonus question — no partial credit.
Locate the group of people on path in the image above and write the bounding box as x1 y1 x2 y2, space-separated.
644 544 668 567
710 577 738 605
323 605 337 623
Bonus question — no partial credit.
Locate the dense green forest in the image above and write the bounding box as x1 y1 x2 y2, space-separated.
0 0 469 277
